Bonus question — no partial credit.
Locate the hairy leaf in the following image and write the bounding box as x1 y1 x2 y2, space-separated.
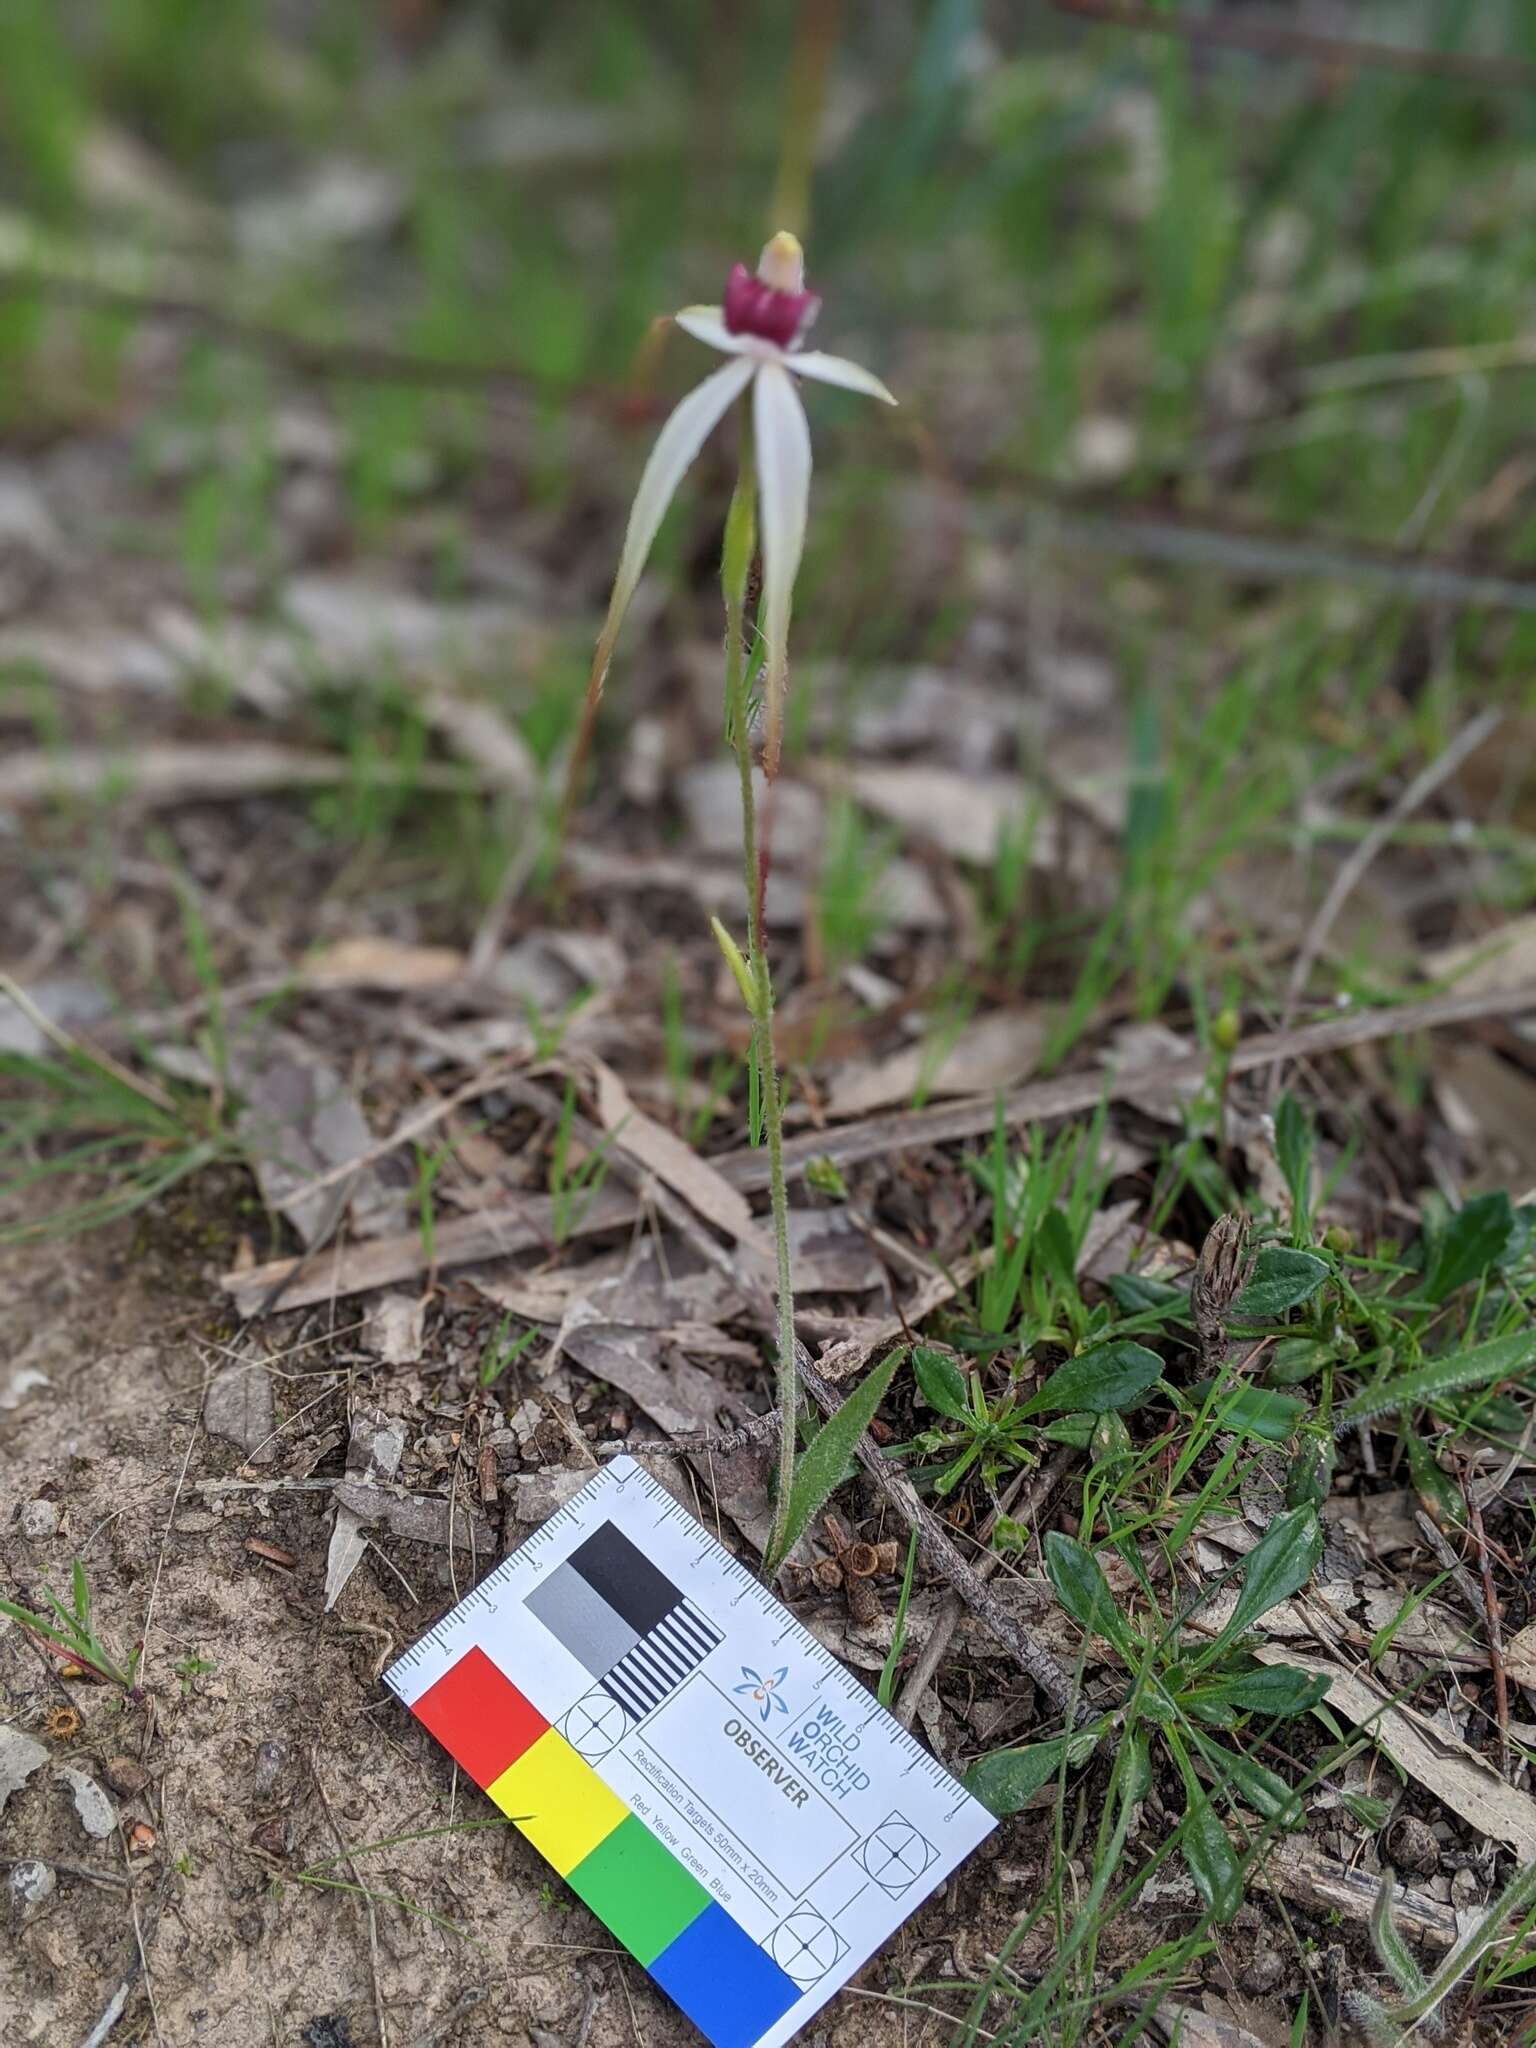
1188 1380 1307 1442
912 1345 969 1422
764 1349 906 1574
1229 1246 1329 1322
1370 1871 1429 2002
1178 1780 1244 1924
963 1729 1100 1815
1421 1191 1516 1303
1184 1664 1330 1719
1023 1341 1164 1417
1337 1326 1536 1428
1192 1731 1302 1827
1044 1531 1137 1660
1206 1506 1322 1660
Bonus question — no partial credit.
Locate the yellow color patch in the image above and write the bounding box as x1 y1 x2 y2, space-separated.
486 1728 628 1876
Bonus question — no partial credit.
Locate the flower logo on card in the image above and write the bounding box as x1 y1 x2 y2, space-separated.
734 1664 790 1723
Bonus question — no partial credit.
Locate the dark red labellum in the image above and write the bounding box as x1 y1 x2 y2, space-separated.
722 263 820 349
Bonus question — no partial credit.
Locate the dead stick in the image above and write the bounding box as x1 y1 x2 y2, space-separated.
1279 708 1501 1034
1461 1482 1511 1777
893 1447 1077 1728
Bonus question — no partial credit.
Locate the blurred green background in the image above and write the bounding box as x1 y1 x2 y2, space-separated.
3 0 1536 1012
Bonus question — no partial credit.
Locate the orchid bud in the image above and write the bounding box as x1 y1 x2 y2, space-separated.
757 231 805 294
710 917 759 1016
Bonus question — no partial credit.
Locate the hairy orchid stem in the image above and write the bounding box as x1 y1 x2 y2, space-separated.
723 442 799 1569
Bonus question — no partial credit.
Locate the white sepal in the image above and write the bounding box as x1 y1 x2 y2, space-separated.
791 350 898 405
752 359 812 778
592 353 757 679
674 306 767 357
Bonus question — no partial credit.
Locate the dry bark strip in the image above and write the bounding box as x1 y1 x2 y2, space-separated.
221 977 1536 1314
1261 1839 1461 1951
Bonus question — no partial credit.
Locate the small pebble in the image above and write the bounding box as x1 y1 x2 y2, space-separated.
1240 1948 1286 1995
18 1498 60 1541
253 1740 290 1797
1389 1815 1440 1877
8 1859 55 1910
104 1755 149 1797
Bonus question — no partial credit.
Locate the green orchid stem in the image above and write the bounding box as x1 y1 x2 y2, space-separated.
723 432 799 1572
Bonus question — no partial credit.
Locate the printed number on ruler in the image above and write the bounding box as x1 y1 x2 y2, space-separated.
385 1456 994 2048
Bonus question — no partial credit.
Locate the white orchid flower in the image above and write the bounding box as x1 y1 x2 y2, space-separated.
585 230 896 780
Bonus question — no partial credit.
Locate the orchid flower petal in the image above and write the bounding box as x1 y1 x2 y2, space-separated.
674 306 762 357
753 359 811 779
592 352 757 683
790 350 897 405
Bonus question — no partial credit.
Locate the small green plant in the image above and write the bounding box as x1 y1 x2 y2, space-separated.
0 1561 141 1692
547 1080 614 1243
173 1651 216 1695
0 976 240 1245
901 1337 1163 1497
478 1312 539 1388
965 1506 1327 1924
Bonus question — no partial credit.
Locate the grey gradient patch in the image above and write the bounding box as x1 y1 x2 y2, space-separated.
526 1561 640 1676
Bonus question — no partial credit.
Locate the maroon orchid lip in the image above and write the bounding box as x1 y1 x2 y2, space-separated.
722 262 821 349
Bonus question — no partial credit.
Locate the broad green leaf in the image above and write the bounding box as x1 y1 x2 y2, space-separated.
1106 1272 1185 1316
1185 1667 1329 1720
1228 1246 1329 1322
1206 1506 1322 1660
1274 1092 1313 1228
1188 1380 1306 1442
1404 1431 1466 1535
1421 1191 1516 1303
1337 1326 1536 1428
963 1729 1100 1815
1191 1730 1302 1827
1022 1340 1164 1417
1266 1337 1339 1385
1041 1413 1095 1448
1284 1437 1335 1513
912 1345 969 1422
1044 1531 1137 1660
1178 1781 1243 1923
764 1349 905 1573
1035 1207 1078 1296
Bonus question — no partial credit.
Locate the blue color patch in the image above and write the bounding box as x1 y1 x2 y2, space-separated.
649 1902 801 2048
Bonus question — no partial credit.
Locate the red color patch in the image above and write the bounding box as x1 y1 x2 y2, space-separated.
409 1646 546 1788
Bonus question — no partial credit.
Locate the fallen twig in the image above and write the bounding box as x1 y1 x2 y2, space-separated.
0 741 486 810
893 1447 1076 1729
311 1753 389 2048
1462 1481 1512 1777
1278 708 1501 1036
1049 0 1536 90
222 977 1536 1313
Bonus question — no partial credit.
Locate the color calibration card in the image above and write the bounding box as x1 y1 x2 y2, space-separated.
384 1456 994 2048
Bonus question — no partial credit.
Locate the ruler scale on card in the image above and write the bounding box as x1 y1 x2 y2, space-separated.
384 1455 995 2048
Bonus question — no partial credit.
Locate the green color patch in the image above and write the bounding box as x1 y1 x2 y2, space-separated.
565 1814 709 1964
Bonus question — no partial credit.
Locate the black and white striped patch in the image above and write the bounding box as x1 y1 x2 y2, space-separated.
600 1598 722 1720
